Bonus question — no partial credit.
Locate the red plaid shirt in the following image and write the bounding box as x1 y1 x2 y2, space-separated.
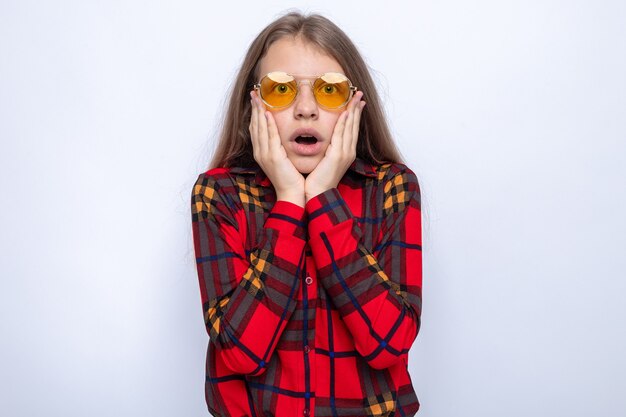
191 158 422 417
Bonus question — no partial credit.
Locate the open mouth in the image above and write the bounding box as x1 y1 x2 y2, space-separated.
295 135 318 145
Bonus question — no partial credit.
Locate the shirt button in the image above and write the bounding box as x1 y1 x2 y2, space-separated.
305 276 313 285
304 345 310 354
303 409 310 416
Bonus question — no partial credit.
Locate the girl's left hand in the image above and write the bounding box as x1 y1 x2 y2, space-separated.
304 91 366 203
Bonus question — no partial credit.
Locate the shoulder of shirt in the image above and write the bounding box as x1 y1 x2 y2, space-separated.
194 158 419 189
198 164 271 188
191 167 240 204
372 161 419 185
194 167 232 189
202 159 383 179
191 168 244 217
345 158 416 187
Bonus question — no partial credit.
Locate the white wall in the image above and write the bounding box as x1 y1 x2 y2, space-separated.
1 1 624 416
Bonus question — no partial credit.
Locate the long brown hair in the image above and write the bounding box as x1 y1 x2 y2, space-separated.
209 11 402 169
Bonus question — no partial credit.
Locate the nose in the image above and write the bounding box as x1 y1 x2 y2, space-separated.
293 81 318 120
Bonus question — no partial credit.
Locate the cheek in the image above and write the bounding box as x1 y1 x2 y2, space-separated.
323 112 343 134
270 112 289 141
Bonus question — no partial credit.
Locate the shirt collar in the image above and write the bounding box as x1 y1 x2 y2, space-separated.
349 157 379 178
229 157 379 186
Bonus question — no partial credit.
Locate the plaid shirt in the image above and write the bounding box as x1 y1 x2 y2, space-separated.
191 158 422 417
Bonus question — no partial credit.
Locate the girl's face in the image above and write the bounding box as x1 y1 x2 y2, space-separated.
257 37 346 174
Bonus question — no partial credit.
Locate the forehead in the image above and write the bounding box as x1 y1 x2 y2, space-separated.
258 37 344 77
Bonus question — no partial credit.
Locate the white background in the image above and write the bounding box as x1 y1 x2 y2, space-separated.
1 1 625 416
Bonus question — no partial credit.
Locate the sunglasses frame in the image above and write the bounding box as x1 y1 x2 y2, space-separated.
253 71 358 110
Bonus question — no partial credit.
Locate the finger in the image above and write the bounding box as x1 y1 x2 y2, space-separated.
349 92 365 145
346 90 362 113
254 93 269 155
351 101 366 151
249 92 259 149
265 110 282 154
249 91 256 131
331 110 349 152
341 91 362 147
343 102 358 153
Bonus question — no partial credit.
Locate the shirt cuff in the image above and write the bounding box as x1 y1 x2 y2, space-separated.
305 188 354 238
264 200 307 239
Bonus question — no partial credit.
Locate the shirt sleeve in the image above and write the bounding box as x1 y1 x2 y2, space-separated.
305 166 422 370
191 171 307 376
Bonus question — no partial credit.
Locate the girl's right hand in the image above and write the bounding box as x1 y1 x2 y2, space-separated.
249 90 305 207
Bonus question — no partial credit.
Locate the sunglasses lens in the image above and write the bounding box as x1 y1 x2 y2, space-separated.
259 72 297 107
257 72 354 109
314 73 352 108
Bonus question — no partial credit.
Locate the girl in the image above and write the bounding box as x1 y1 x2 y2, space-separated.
192 11 422 417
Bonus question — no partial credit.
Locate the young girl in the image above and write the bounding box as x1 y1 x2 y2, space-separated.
192 12 422 417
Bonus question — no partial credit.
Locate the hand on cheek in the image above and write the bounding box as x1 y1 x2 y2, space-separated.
249 90 305 207
304 91 366 203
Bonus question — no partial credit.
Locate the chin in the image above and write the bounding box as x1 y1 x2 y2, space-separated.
293 157 322 175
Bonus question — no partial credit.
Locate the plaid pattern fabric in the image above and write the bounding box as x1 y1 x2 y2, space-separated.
191 158 422 417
